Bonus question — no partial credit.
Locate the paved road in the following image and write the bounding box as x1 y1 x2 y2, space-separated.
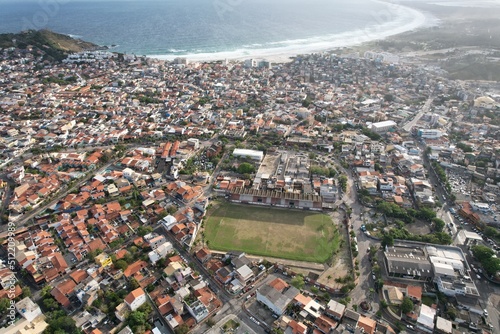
402 94 434 132
4 159 120 231
334 163 380 311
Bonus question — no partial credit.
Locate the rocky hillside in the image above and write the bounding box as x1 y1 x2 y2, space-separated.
0 29 104 61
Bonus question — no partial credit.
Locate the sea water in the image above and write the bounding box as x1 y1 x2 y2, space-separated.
0 0 437 60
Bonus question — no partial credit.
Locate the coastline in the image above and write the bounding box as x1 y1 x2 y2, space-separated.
148 0 438 64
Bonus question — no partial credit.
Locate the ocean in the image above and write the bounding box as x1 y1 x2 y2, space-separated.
0 0 437 60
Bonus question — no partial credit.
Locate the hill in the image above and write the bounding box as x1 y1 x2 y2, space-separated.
0 29 104 61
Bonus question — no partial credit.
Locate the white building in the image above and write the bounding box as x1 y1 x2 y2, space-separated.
417 129 444 139
124 288 147 311
256 277 299 315
369 120 397 133
3 297 48 334
16 297 43 323
416 304 436 333
471 202 490 213
233 149 264 161
148 241 173 265
144 234 166 250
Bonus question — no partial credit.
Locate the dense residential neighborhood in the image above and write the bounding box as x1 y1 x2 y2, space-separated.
0 39 499 334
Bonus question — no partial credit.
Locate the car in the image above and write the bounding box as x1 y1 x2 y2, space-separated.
406 324 414 330
483 309 488 317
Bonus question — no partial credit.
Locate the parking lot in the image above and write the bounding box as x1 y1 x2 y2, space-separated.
446 170 471 198
246 298 278 328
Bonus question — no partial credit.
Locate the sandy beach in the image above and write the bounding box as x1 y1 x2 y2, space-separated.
150 0 500 68
149 0 437 63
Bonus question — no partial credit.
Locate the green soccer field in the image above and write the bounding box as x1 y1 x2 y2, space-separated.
203 202 340 263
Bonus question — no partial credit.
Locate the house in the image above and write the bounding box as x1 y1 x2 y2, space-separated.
342 309 360 331
385 286 404 305
235 265 254 286
51 279 77 308
435 316 452 334
145 234 166 250
115 302 129 322
16 297 43 323
5 297 49 334
94 253 113 268
215 267 233 285
325 299 345 321
314 315 337 334
416 304 436 333
357 315 377 334
285 319 307 334
195 248 211 264
125 287 147 311
406 285 422 303
148 241 173 265
256 277 299 315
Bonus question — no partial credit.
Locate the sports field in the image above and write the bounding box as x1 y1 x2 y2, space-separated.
204 203 340 263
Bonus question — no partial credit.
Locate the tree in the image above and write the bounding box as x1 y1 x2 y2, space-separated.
237 162 255 174
45 314 81 334
129 278 140 290
338 175 348 192
432 218 446 232
400 297 414 314
290 275 305 290
0 298 10 313
127 310 147 333
384 94 394 102
482 257 500 276
41 285 53 298
381 234 394 248
137 226 153 237
471 245 494 261
416 207 437 221
446 308 457 320
484 226 498 238
206 318 216 328
114 259 128 271
166 205 177 215
175 324 190 334
43 297 60 311
22 286 32 298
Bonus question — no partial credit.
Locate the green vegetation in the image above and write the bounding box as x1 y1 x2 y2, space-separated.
382 226 452 245
0 29 100 62
204 203 340 263
222 319 240 332
126 303 153 334
471 245 500 276
237 162 255 174
44 311 82 334
362 128 381 141
338 175 348 192
431 162 452 193
457 142 473 153
310 166 337 177
0 298 10 313
290 274 305 290
432 218 446 233
400 297 414 314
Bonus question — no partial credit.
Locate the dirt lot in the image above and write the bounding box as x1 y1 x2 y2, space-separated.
406 219 432 235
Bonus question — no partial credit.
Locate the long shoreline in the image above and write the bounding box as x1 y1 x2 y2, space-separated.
148 0 438 63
